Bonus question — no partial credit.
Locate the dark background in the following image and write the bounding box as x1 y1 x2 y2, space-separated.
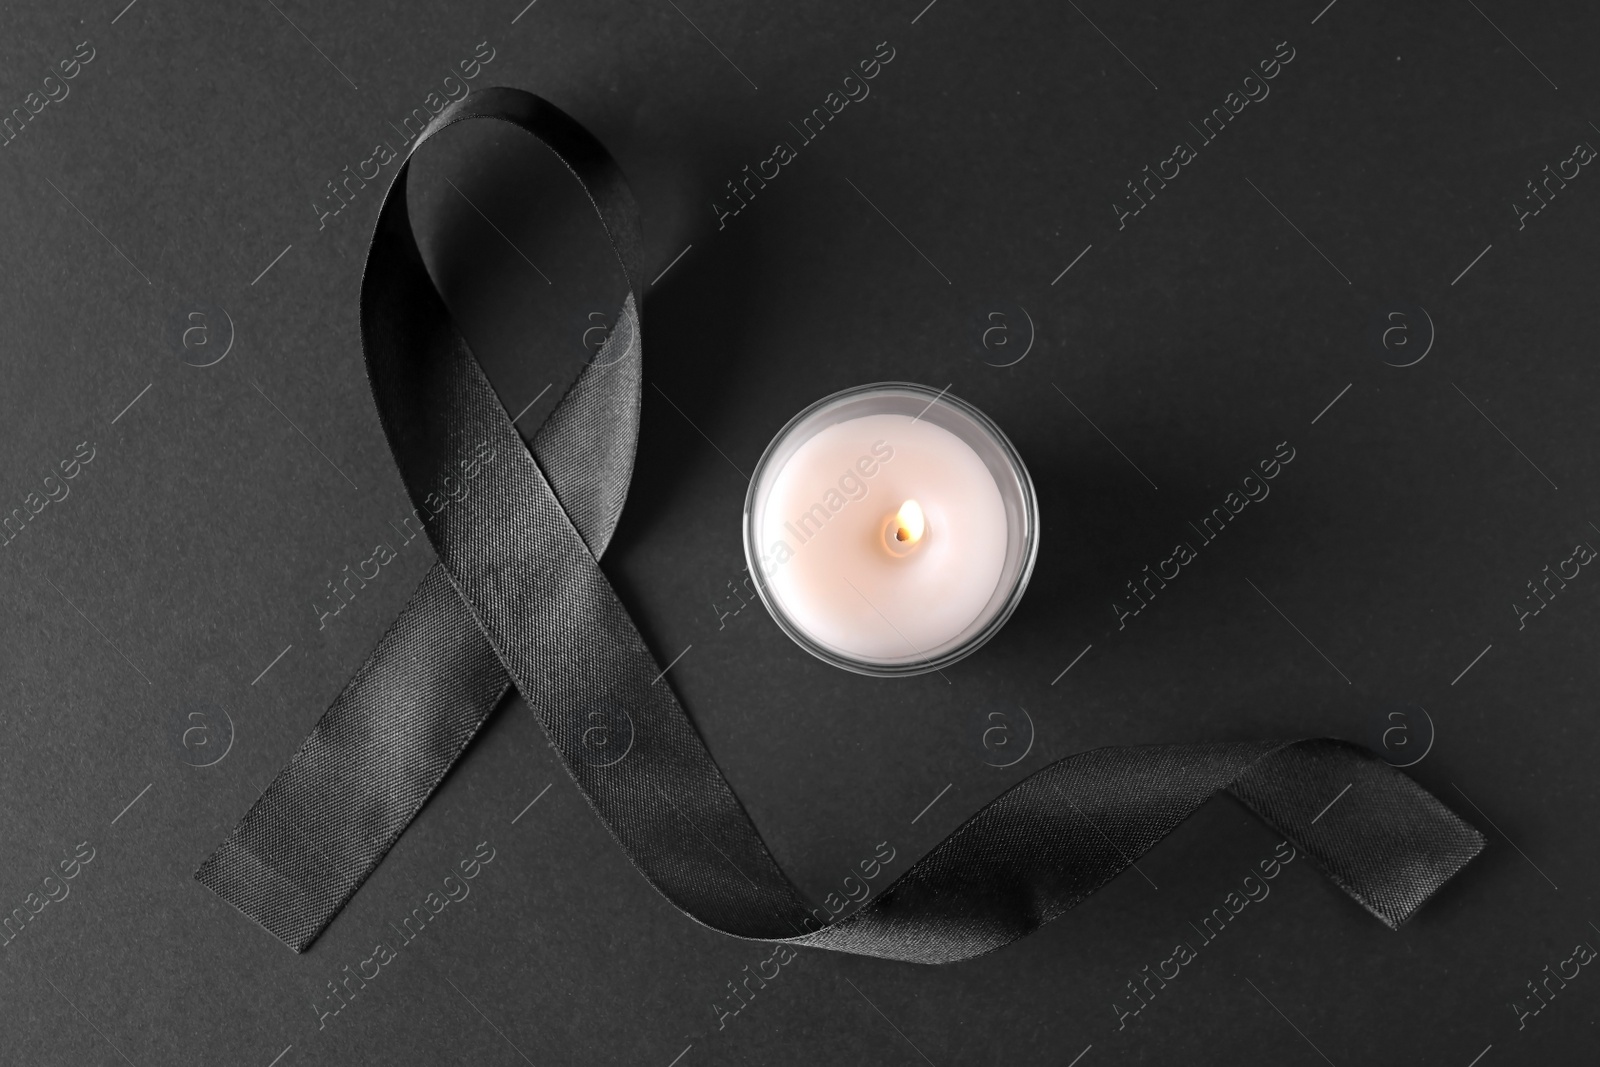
1 0 1595 1063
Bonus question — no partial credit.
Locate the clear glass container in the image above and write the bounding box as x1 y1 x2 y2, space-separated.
742 382 1039 677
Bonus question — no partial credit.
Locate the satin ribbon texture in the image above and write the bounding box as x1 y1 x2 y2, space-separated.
196 88 1485 961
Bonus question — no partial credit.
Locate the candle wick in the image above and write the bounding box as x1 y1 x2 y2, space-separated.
889 499 926 551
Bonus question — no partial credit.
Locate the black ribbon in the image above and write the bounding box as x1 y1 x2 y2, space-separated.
197 88 1485 961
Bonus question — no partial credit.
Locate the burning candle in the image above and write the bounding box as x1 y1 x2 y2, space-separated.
744 383 1038 675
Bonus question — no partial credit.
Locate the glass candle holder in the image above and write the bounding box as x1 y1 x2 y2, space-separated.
743 382 1039 677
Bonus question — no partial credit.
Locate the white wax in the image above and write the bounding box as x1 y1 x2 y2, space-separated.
754 413 1009 662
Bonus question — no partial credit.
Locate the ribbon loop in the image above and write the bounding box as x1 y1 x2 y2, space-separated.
198 89 1483 960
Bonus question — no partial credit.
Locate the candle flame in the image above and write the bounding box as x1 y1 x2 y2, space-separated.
893 499 925 545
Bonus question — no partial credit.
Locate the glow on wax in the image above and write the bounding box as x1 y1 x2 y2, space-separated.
754 414 1009 662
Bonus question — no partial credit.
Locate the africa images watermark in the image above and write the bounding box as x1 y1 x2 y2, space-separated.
1111 840 1299 1031
312 41 499 230
1507 926 1596 1032
1512 138 1595 230
715 439 896 630
1511 535 1596 630
0 440 97 551
711 41 898 231
0 841 97 950
807 840 898 928
1113 41 1297 230
710 942 803 1031
1112 441 1297 629
313 440 498 629
311 841 498 1031
0 39 97 148
711 841 897 1031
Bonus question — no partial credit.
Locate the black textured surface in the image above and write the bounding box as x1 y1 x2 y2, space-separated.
199 91 1482 971
2 1 1597 1063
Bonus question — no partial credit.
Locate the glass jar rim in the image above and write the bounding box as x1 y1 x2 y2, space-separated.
741 382 1039 678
